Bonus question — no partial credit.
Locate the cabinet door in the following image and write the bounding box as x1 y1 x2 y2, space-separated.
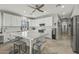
0 12 1 32
16 16 22 26
3 13 21 26
11 16 21 26
3 13 11 26
12 15 17 26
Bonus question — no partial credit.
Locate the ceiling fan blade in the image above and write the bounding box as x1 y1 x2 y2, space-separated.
69 7 74 17
38 4 44 8
35 5 39 8
56 4 62 7
31 9 36 14
37 9 44 12
27 5 36 9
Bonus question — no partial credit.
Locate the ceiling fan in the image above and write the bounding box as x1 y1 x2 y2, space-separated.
56 4 62 7
56 4 64 8
27 4 44 14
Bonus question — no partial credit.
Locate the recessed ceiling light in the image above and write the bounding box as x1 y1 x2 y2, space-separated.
61 5 64 8
44 10 48 13
44 11 46 13
62 12 65 15
23 10 26 13
56 4 64 8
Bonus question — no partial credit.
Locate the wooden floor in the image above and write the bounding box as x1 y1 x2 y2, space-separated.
0 43 13 54
41 33 74 54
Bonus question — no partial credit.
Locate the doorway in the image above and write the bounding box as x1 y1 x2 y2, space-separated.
62 22 68 34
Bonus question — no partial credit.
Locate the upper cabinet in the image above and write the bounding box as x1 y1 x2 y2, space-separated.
0 12 1 32
3 13 11 26
3 13 22 26
30 17 53 27
0 12 1 26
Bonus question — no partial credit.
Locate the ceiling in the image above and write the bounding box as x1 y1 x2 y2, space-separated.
0 4 77 17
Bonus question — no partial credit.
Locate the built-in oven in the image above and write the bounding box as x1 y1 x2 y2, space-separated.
0 36 4 44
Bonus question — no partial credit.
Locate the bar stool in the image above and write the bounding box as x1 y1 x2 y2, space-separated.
14 41 27 54
32 38 46 54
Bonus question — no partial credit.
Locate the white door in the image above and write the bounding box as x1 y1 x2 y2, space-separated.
62 22 67 33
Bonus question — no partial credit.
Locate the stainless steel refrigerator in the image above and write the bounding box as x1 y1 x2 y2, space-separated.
71 15 79 53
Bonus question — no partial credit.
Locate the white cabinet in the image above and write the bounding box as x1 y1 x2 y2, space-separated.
3 13 22 32
12 16 21 26
30 17 53 27
0 12 1 32
29 17 53 39
3 13 22 26
3 13 11 26
16 16 22 26
10 14 16 26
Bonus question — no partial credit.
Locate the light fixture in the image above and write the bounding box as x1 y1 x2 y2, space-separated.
23 10 26 15
61 5 64 8
56 4 64 8
62 12 65 15
44 10 48 13
23 10 26 13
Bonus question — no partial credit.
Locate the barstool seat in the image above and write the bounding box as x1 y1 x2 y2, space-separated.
14 41 27 54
